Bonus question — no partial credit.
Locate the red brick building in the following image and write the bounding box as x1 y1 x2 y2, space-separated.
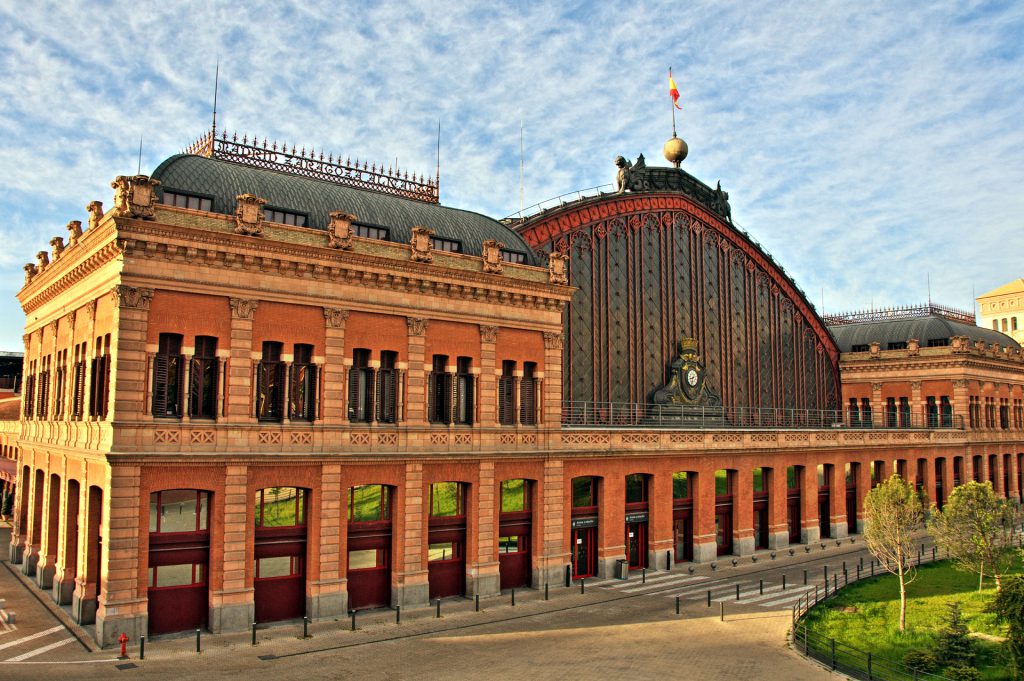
4 131 1022 646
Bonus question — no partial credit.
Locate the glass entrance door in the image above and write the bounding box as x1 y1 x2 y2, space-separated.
571 527 596 578
626 522 647 569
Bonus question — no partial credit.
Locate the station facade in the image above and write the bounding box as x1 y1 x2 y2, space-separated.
4 130 1024 646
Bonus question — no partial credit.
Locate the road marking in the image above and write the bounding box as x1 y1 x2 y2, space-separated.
620 575 708 594
5 637 75 662
599 572 683 589
0 625 64 653
679 579 754 598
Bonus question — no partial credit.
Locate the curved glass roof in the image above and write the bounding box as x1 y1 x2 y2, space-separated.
150 154 538 264
829 314 1019 352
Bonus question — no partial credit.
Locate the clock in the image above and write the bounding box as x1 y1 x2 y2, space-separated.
686 369 699 387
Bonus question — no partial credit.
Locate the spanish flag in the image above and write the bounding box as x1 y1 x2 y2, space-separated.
669 68 682 110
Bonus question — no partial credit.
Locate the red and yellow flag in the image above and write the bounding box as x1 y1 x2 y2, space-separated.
668 68 682 110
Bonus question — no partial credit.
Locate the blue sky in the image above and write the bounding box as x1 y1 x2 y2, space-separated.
1 1 1023 351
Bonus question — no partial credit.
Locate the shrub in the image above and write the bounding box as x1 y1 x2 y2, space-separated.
903 649 940 674
934 602 975 668
944 664 981 681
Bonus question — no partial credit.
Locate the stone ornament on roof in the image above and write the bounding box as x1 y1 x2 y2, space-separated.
23 263 37 284
234 194 268 236
410 226 435 263
50 236 65 261
67 219 84 247
35 251 49 273
548 251 569 285
481 240 505 274
111 175 160 220
327 211 356 250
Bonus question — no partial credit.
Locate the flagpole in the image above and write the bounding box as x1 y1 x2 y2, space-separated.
670 66 677 137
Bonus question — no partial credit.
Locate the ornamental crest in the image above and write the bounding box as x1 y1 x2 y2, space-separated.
328 211 356 250
111 175 160 220
234 194 267 236
410 225 435 263
652 338 721 406
548 250 569 285
481 239 504 274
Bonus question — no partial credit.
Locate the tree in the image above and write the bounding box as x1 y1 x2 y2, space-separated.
930 482 1021 591
864 473 925 633
993 573 1024 680
934 601 975 669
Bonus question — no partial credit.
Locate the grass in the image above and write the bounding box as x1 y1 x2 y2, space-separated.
803 555 1023 680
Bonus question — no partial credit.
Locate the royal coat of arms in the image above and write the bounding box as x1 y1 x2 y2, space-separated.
652 338 721 406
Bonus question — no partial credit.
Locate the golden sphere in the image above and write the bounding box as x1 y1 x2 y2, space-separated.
663 136 688 167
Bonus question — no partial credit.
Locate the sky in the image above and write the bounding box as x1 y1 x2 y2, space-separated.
1 0 1022 352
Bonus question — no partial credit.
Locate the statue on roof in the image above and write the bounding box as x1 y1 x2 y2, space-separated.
614 154 647 194
711 181 732 222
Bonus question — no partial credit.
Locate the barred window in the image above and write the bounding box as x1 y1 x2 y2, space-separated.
162 190 212 212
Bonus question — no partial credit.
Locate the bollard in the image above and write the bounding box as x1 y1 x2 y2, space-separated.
196 628 201 654
707 590 712 607
857 565 861 580
844 572 848 587
351 610 357 631
667 551 672 570
676 595 681 615
834 574 838 592
824 565 828 581
544 583 549 601
511 588 515 607
720 601 724 621
759 579 763 595
871 561 875 577
303 616 309 639
436 599 441 618
251 622 257 646
824 580 829 598
736 583 740 600
396 605 401 625
859 556 864 569
815 585 819 603
782 574 786 590
581 578 585 595
475 594 480 612
803 569 808 585
140 635 145 660
565 565 571 588
932 547 936 560
842 561 846 572
642 568 646 584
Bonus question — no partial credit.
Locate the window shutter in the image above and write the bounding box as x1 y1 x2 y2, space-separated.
520 377 536 425
446 372 455 425
348 366 360 421
255 362 268 419
367 368 376 422
307 364 318 422
189 357 202 417
380 369 396 423
74 361 86 417
275 362 286 419
101 356 111 419
152 354 169 416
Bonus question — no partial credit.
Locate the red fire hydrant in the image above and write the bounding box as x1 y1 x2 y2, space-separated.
118 632 129 659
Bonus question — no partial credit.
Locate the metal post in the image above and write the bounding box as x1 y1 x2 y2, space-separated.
251 622 257 646
140 635 145 660
642 568 646 584
857 565 861 580
782 574 786 590
511 588 516 607
834 574 838 592
871 561 875 576
868 652 873 679
932 547 936 560
736 583 740 600
351 610 357 631
544 583 549 601
815 585 819 603
667 551 672 570
581 578 585 594
676 595 681 615
824 565 828 581
859 556 864 568
436 599 441 618
831 638 836 670
842 561 846 572
565 565 571 588
196 629 201 654
475 594 479 612
396 605 401 624
707 590 712 607
759 579 763 595
720 601 725 621
303 616 309 638
803 569 808 585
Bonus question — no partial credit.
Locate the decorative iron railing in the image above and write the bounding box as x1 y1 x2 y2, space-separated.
560 401 965 430
183 130 439 204
824 303 975 326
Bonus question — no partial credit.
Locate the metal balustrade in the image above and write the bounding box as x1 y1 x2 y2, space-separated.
560 401 965 430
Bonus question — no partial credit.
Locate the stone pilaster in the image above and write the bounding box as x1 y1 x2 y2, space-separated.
209 464 253 632
542 331 563 427
21 467 42 575
649 472 674 569
952 379 970 428
110 286 154 420
693 469 717 562
394 462 427 606
733 467 755 556
799 464 820 545
322 309 348 424
768 466 789 549
405 318 428 428
537 458 568 587
308 464 345 619
227 299 259 422
855 461 871 533
96 465 146 646
910 381 923 426
53 476 79 605
829 461 848 539
35 473 59 588
479 326 497 425
469 461 500 596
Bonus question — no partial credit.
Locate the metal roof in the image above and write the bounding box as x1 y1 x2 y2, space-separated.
150 154 538 265
828 314 1019 352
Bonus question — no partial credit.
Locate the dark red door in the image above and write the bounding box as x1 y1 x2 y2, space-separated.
715 505 732 556
571 526 596 577
787 493 801 543
254 527 306 623
147 540 209 636
846 488 857 535
348 521 392 610
626 522 647 569
498 513 531 589
673 507 692 562
428 523 465 599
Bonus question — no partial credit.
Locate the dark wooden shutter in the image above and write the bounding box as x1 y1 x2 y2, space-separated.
520 377 536 425
152 354 169 416
275 363 287 419
73 361 86 417
377 369 396 423
499 377 516 425
255 361 268 419
189 357 202 417
348 366 360 421
307 364 318 421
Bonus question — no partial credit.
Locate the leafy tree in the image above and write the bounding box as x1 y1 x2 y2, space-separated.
993 574 1024 679
933 601 975 668
930 482 1022 591
864 473 925 632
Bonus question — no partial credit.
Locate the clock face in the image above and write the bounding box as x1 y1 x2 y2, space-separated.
686 369 699 387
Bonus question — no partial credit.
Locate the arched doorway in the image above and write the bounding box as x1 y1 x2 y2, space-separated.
253 487 309 623
348 484 392 609
147 489 209 635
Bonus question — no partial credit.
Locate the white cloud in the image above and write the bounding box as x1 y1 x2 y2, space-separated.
0 0 1022 348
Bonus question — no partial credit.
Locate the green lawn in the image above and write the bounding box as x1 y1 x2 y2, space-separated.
802 556 1022 680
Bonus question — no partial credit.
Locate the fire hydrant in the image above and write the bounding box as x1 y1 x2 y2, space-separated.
118 632 129 659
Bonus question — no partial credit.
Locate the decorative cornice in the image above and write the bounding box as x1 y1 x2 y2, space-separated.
112 285 154 310
324 307 349 328
229 298 259 320
406 317 429 336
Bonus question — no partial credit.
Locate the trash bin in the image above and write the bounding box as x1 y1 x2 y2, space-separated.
616 559 629 580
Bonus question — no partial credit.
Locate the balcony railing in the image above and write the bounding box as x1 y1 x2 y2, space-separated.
561 402 965 430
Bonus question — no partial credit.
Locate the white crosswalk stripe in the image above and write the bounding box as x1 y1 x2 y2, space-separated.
599 571 691 590
0 625 64 653
619 575 709 594
5 637 75 662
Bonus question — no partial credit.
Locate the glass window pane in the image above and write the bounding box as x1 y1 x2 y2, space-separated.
430 482 460 517
817 465 826 488
428 542 458 561
159 489 198 532
198 491 208 531
260 487 302 527
195 563 204 584
348 549 380 570
499 536 523 554
715 470 729 496
155 563 194 587
149 494 158 532
257 556 293 578
572 477 594 507
350 485 386 522
625 474 645 503
501 479 526 512
787 467 797 490
148 567 154 587
753 468 764 492
672 472 688 499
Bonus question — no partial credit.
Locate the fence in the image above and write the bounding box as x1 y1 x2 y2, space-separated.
561 401 964 430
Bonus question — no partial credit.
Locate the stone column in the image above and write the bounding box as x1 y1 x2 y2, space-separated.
829 460 848 539
536 458 568 588
395 462 428 606
952 380 970 428
768 466 789 549
910 381 923 427
405 319 428 429
693 468 717 562
96 465 146 646
871 382 883 428
227 299 259 422
649 472 673 570
21 467 42 576
322 309 348 424
469 461 499 596
53 475 79 605
799 464 820 544
35 473 59 589
598 475 624 578
209 464 252 632
308 463 345 619
855 460 871 533
1006 454 1019 501
542 332 563 428
922 455 937 508
733 467 755 556
479 326 497 426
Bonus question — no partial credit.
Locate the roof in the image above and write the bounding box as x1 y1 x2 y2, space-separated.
150 154 538 265
828 314 1020 352
978 278 1024 300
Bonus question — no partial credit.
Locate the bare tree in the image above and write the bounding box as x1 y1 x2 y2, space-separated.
931 481 1022 591
864 473 925 632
